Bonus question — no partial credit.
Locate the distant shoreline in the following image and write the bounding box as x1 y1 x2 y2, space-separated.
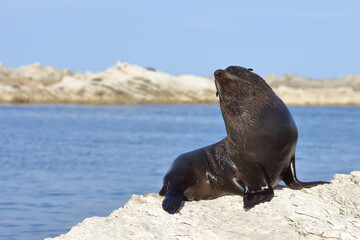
1 62 360 106
1 102 360 107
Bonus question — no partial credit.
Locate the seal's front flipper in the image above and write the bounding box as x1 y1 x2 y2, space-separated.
282 156 329 190
242 163 274 210
243 187 274 210
162 185 184 214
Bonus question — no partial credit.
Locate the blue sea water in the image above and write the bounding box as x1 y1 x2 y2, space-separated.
0 105 359 240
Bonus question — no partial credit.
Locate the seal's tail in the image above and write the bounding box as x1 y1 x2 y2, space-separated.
282 156 329 190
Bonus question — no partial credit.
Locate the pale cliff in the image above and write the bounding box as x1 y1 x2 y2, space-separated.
1 62 360 105
45 171 360 240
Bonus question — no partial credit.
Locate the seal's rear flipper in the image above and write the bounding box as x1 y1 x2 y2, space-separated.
282 156 329 190
162 185 184 214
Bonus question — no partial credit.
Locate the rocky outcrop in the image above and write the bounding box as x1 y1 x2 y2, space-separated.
0 62 215 104
0 62 72 87
266 73 360 90
267 73 360 106
274 86 360 106
1 62 360 105
46 171 360 240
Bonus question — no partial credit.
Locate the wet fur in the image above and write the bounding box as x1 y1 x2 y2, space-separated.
160 66 328 214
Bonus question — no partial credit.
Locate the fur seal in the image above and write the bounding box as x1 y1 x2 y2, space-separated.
159 66 327 214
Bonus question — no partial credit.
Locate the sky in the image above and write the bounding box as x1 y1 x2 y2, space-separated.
0 0 359 79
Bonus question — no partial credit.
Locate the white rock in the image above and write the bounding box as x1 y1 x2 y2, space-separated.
0 62 71 86
45 171 360 240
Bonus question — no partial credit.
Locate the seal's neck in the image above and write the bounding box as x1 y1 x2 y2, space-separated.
222 107 254 147
220 90 281 147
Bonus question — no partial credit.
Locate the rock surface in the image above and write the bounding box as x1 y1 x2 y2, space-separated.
1 62 360 105
46 171 360 240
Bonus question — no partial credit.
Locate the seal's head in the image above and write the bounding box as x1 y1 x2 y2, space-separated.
214 66 271 102
214 66 282 135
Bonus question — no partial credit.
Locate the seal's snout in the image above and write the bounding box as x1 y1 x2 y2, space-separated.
214 70 223 78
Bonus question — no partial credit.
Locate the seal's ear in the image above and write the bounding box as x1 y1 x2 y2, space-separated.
246 68 253 72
